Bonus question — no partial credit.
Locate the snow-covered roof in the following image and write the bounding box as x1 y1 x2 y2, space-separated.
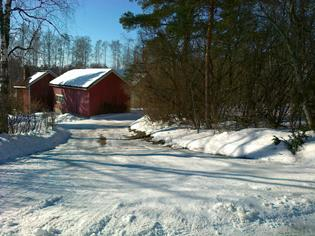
49 68 114 89
28 72 46 85
13 71 56 88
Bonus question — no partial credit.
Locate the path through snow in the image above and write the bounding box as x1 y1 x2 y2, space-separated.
0 112 315 235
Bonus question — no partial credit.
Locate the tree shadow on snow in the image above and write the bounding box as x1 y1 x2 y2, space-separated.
211 129 292 160
58 123 128 130
29 155 315 191
89 111 143 121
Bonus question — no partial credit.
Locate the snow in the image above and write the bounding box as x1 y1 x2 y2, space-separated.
0 112 87 163
55 113 83 123
49 68 113 88
28 72 47 85
0 112 315 235
130 116 315 164
0 128 70 164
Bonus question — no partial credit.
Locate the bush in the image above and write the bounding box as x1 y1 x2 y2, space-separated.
8 112 56 134
273 130 308 155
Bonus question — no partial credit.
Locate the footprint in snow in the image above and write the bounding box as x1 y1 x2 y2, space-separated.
139 222 165 236
84 215 111 236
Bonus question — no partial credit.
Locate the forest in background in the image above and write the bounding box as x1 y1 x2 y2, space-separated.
121 0 315 131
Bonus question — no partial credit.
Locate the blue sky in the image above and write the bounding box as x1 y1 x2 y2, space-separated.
68 0 141 43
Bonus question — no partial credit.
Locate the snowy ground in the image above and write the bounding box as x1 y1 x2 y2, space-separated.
1 112 315 235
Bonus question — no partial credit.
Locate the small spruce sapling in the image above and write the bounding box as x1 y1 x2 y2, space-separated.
273 130 308 155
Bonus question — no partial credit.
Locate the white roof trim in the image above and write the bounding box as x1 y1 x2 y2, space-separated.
13 85 27 89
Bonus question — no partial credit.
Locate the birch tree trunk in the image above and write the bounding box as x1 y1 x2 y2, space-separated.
0 0 12 133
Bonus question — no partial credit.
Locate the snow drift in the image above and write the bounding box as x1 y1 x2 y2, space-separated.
0 128 70 164
130 116 315 163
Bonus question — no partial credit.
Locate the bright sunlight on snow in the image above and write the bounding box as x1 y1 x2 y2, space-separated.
1 112 315 235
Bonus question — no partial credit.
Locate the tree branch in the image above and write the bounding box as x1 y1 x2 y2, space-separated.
14 6 64 36
8 20 43 57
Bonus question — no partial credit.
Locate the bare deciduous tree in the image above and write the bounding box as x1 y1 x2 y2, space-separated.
72 36 91 68
0 0 74 132
110 40 122 70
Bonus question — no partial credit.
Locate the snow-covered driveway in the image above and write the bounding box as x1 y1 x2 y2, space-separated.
1 113 315 235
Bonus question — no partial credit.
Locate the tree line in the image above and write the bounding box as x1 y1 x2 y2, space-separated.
12 29 135 70
121 0 315 131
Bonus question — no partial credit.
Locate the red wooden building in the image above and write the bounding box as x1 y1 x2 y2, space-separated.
13 71 56 112
49 68 130 117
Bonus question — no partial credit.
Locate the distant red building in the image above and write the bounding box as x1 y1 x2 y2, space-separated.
49 68 130 117
13 71 56 113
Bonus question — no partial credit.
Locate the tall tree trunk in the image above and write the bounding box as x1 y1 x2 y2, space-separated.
0 0 12 133
303 102 315 130
204 0 215 128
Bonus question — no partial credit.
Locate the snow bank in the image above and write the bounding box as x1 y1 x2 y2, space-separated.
130 116 315 163
0 128 70 164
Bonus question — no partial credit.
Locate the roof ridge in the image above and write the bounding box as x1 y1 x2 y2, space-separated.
49 68 118 89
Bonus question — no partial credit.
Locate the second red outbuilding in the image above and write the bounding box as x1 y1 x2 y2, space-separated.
13 71 56 112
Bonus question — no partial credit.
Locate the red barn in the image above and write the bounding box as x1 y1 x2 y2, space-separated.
13 71 56 113
49 68 130 117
